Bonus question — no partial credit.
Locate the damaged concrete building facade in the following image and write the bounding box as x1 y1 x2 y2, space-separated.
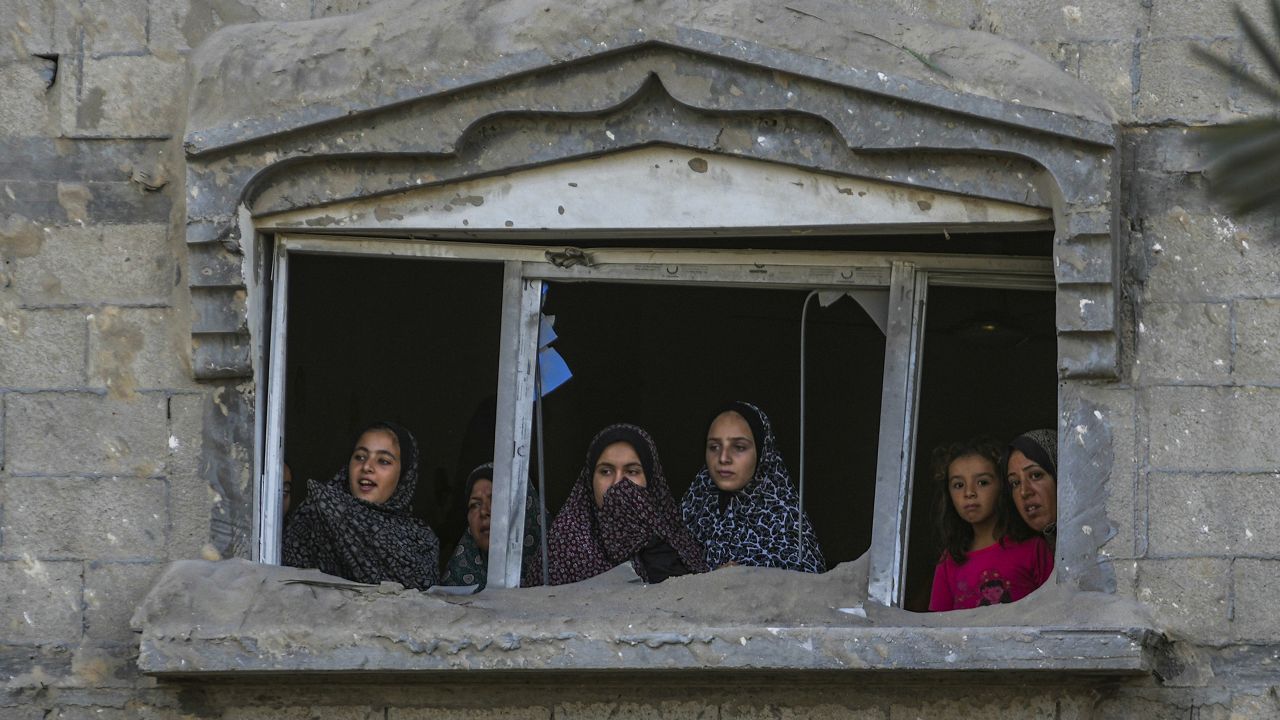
4 0 1279 717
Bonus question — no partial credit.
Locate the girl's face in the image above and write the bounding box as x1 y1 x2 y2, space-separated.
706 411 758 493
1007 448 1057 532
592 441 647 507
947 453 1000 526
467 478 493 551
348 429 401 505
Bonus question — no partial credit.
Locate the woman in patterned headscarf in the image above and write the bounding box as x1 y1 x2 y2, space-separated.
1003 428 1059 545
441 462 543 590
282 420 440 589
681 401 826 573
547 424 708 585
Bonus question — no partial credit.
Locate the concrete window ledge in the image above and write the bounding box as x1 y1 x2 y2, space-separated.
133 560 1166 678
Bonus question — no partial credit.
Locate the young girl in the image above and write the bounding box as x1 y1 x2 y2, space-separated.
928 438 1053 612
283 420 440 590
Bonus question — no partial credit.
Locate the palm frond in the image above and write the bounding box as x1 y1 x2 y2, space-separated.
1193 0 1280 217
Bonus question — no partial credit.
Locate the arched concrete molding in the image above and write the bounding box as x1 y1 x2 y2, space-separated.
185 0 1122 590
184 15 1120 381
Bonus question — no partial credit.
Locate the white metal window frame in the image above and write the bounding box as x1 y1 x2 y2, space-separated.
256 232 1053 606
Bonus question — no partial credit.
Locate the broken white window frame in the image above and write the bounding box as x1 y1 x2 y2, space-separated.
255 233 1053 607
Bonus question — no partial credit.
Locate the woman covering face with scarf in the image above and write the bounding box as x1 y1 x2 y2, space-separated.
282 420 440 589
681 401 826 573
547 424 709 585
441 463 544 590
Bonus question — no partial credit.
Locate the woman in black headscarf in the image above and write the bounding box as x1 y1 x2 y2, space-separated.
1003 428 1059 545
681 401 825 573
547 423 708 585
282 420 440 589
441 462 543 591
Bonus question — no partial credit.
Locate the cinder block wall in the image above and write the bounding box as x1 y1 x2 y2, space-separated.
3 1 1278 717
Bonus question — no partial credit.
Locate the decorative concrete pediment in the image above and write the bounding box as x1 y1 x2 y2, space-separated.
184 0 1120 380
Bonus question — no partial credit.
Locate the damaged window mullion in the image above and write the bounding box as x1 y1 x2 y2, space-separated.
258 239 290 565
487 264 542 589
867 261 928 607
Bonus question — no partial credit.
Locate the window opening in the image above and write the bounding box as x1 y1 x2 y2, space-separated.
531 281 885 567
280 253 505 564
259 233 1055 607
902 285 1057 612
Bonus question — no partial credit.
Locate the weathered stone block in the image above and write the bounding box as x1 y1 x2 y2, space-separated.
1137 558 1230 643
0 308 87 388
1100 409 1137 561
1135 302 1231 384
61 54 185 138
888 695 1055 720
1228 692 1280 720
721 703 885 720
5 392 167 476
555 702 715 720
1091 694 1195 720
0 138 173 184
1059 383 1136 573
190 287 247 333
0 693 46 719
1148 473 1280 557
1136 38 1235 123
1146 0 1274 38
83 562 162 642
1233 298 1280 386
88 307 194 394
0 559 82 644
880 0 1143 42
166 392 214 557
54 0 147 55
390 708 552 720
47 708 131 720
10 224 174 306
999 1 1146 41
0 60 54 137
1128 169 1217 225
0 643 74 688
4 0 55 58
1 477 166 560
1077 39 1136 124
1140 207 1279 303
148 0 314 55
0 181 171 226
1056 283 1114 332
1146 387 1280 472
313 0 378 17
1232 559 1280 642
218 706 378 719
68 641 140 689
1128 127 1212 174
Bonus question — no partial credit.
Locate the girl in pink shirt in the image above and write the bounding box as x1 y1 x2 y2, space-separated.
928 438 1053 612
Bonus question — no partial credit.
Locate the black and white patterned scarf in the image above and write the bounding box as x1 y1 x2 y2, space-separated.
681 401 826 573
282 420 440 589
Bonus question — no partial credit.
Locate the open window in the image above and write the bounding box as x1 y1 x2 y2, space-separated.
256 229 1054 607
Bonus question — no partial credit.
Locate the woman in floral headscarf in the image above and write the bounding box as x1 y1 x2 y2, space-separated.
283 420 440 589
547 423 708 585
681 401 825 573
